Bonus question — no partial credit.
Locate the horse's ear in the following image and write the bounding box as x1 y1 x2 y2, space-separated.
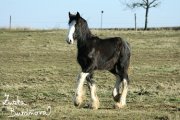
69 12 71 18
76 12 80 19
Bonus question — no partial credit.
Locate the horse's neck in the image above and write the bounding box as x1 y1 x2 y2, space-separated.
77 37 88 49
77 28 93 47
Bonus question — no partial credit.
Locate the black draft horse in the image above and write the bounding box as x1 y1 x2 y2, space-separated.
66 12 131 109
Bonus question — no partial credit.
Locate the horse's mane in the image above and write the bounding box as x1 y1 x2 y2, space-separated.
76 17 95 42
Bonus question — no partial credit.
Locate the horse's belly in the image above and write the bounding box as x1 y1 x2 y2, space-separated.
96 58 117 70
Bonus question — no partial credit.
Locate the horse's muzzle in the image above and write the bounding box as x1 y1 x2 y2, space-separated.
66 39 74 44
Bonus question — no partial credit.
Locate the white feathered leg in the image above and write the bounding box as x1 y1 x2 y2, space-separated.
74 72 89 107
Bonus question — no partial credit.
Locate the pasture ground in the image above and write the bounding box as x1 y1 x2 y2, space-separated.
0 29 180 120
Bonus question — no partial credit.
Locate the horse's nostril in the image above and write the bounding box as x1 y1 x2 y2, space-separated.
67 39 73 44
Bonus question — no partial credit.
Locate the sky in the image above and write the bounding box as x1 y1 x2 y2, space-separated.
0 0 180 29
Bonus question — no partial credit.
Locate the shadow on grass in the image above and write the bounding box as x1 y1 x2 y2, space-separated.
82 104 114 110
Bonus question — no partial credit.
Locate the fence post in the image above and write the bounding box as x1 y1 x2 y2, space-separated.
134 13 137 31
9 15 12 30
100 11 104 29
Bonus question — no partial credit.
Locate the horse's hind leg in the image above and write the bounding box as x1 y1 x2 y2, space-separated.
115 77 128 109
74 72 89 108
86 74 99 110
112 42 130 108
112 75 122 102
112 73 129 109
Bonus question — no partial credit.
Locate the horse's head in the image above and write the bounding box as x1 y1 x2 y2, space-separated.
66 12 80 44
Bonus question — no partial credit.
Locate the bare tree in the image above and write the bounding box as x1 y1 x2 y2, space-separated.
126 0 161 30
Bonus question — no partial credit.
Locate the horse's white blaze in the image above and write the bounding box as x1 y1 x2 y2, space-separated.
120 79 128 105
67 20 76 44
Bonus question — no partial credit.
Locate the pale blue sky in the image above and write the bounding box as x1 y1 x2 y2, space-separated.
0 0 180 29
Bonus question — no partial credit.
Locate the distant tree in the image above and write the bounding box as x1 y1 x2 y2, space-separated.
125 0 161 30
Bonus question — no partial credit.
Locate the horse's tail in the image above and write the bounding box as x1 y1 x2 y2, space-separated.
117 38 131 81
123 40 131 75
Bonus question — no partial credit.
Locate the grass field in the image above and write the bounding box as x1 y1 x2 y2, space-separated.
0 29 180 120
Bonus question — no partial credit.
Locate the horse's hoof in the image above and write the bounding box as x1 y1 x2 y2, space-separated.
89 105 99 110
113 103 126 109
73 96 84 108
74 102 80 107
89 101 99 110
74 102 85 108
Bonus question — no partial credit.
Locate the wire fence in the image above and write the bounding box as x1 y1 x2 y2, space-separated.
0 16 179 30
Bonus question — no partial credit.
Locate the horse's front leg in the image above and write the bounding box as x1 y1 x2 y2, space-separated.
86 74 99 110
74 72 89 108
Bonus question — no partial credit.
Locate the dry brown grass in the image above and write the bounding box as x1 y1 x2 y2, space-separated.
0 29 179 120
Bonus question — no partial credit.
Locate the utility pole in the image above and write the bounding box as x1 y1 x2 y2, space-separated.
134 13 137 31
100 11 104 29
9 15 12 30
